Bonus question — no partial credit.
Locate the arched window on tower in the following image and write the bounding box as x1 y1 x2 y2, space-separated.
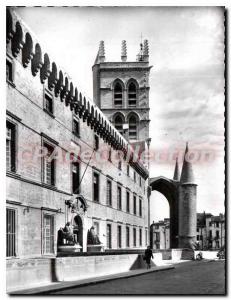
114 82 123 107
114 115 123 135
128 82 137 107
128 115 138 140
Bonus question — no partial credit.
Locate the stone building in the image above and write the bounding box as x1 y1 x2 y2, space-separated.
6 8 150 262
150 219 170 250
196 213 225 250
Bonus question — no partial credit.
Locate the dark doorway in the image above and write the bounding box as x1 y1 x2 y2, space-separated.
73 215 83 250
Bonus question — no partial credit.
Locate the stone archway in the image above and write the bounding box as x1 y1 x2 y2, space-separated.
149 176 179 248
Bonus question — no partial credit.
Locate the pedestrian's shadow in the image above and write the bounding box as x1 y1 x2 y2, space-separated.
129 254 156 270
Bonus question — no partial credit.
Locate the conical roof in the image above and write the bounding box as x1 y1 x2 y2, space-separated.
180 143 195 184
173 158 180 181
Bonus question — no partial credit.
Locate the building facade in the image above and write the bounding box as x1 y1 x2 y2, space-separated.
150 219 170 250
196 213 225 250
6 8 150 260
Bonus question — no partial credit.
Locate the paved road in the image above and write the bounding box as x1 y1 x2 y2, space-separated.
50 260 226 295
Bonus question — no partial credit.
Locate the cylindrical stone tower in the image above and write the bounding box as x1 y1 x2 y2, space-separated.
178 143 197 248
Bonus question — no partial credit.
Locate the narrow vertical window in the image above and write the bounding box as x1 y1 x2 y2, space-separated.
128 82 137 107
107 180 112 206
73 117 80 137
44 91 53 115
126 226 130 248
118 160 122 170
106 224 112 249
114 82 123 107
133 170 136 182
133 228 136 247
117 185 122 210
6 208 16 257
6 58 13 83
117 225 122 248
94 135 99 151
139 228 142 246
43 214 54 254
129 115 137 140
145 229 148 246
93 172 99 202
139 197 142 217
139 176 142 187
114 115 123 135
127 165 130 176
6 121 16 172
126 191 130 213
72 161 80 194
133 195 137 215
43 143 55 186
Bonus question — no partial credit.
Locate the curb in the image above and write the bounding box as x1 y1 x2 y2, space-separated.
10 265 175 295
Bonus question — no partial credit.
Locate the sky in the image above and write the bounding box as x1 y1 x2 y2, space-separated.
15 6 225 222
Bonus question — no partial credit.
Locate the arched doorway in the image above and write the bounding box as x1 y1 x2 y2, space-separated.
73 215 83 249
149 176 179 248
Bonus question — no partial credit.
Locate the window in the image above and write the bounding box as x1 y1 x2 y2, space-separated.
118 160 122 170
94 135 99 151
197 228 199 232
106 180 112 206
44 91 53 115
127 165 130 176
216 230 220 238
145 229 148 245
129 115 138 140
117 185 122 210
93 172 100 202
43 214 54 254
114 82 123 107
128 82 137 107
106 224 112 249
73 117 80 137
139 228 142 246
139 197 142 217
43 143 55 186
126 191 130 213
72 161 80 194
6 58 13 83
6 121 16 172
209 222 212 227
133 170 136 182
216 222 219 228
209 230 212 238
133 195 137 215
200 235 203 241
133 228 136 247
114 115 123 135
197 235 199 240
126 227 130 247
117 225 122 248
6 208 16 257
139 176 142 187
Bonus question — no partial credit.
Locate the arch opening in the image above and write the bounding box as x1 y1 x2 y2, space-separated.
149 177 179 248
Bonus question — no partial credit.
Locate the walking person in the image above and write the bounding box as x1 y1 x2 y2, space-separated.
144 246 153 269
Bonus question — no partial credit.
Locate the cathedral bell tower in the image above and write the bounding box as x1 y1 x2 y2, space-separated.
92 40 152 161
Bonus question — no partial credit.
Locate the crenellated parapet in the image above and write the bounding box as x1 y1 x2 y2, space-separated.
6 8 148 180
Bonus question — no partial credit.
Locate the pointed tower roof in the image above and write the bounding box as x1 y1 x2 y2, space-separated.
180 142 196 184
173 157 180 181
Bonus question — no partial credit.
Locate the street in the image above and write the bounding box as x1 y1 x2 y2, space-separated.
49 260 225 295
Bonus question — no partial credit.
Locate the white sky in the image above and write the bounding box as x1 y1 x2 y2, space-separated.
15 6 225 222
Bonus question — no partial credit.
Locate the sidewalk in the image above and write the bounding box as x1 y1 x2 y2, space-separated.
9 265 175 295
